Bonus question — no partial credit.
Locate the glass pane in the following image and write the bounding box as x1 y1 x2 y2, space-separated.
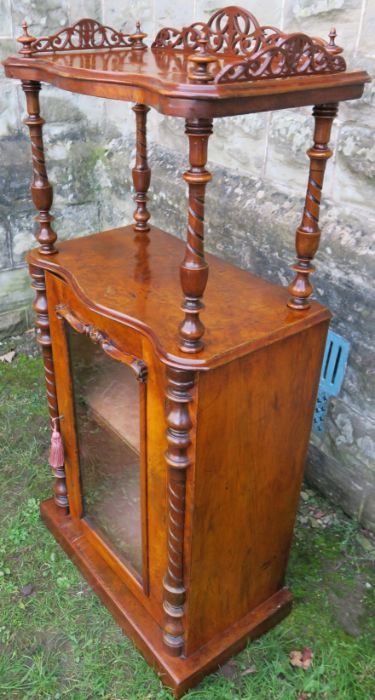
67 324 143 579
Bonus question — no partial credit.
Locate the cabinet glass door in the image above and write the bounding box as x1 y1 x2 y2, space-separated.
67 324 144 581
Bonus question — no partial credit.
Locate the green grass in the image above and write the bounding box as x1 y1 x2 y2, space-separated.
0 344 374 700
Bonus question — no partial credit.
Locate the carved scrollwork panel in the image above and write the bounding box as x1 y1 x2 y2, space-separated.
56 304 147 382
152 6 267 54
152 5 346 83
215 33 346 83
32 18 134 53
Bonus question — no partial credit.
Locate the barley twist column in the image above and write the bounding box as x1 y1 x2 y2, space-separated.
30 265 68 511
132 103 151 232
22 81 58 255
179 118 213 353
163 367 195 656
288 103 338 309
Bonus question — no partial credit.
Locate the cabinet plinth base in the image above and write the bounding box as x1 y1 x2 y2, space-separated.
41 497 293 698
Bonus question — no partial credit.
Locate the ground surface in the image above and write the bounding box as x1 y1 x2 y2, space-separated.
0 333 374 700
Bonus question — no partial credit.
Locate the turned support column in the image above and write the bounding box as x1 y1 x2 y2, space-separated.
132 103 151 232
179 118 213 353
288 103 338 309
30 265 68 511
22 80 58 255
163 368 195 656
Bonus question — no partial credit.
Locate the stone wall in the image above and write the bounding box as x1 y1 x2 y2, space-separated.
0 1 374 530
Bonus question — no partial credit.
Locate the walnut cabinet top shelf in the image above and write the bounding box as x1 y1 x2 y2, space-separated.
3 8 370 118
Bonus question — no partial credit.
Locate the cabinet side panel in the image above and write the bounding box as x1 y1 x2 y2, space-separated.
185 320 329 655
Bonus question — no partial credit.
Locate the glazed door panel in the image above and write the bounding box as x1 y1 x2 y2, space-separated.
67 325 144 580
45 280 149 595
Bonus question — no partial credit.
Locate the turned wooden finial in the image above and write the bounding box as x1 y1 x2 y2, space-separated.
326 27 343 54
130 20 148 50
17 20 37 57
188 29 217 83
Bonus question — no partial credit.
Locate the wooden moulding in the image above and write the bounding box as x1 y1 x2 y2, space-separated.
40 497 292 699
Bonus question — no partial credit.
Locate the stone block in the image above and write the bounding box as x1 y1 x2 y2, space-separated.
210 113 268 176
50 140 106 206
103 0 154 38
0 267 33 312
155 0 194 28
324 396 375 470
283 0 363 53
9 210 35 265
357 0 375 58
69 0 102 23
338 125 375 180
54 201 101 240
306 443 375 531
0 135 32 210
195 0 282 27
104 100 135 140
97 136 135 229
265 107 338 198
0 80 20 137
152 114 190 156
0 209 11 269
338 56 375 130
334 125 375 209
152 111 269 178
0 37 15 61
11 0 70 37
0 0 12 37
0 306 30 340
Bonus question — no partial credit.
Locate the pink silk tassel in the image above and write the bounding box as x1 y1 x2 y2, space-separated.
49 418 64 468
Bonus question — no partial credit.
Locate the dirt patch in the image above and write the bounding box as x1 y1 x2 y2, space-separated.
0 329 39 359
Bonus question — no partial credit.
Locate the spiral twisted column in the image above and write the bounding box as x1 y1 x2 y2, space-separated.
163 367 195 657
288 103 338 309
132 103 151 232
22 81 58 255
30 265 68 511
179 118 213 353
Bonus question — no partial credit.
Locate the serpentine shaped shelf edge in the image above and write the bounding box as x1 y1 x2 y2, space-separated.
27 226 330 371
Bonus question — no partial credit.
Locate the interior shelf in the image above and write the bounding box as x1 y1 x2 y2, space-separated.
84 362 140 453
77 407 142 576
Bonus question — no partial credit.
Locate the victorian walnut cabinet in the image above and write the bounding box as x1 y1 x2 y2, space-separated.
3 7 370 697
